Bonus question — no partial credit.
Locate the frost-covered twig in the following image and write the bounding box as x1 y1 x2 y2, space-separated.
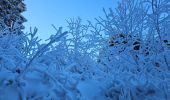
20 27 68 77
151 0 170 70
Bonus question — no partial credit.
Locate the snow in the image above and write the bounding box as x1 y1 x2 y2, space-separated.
0 0 170 99
77 79 103 100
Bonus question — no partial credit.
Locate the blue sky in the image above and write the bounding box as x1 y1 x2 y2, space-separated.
23 0 118 40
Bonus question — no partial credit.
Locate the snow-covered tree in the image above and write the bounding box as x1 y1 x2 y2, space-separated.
0 0 26 36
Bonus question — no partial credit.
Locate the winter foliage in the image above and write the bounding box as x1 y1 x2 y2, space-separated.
0 0 170 100
0 0 26 36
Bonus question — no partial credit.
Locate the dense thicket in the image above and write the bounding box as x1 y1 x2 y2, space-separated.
0 0 169 100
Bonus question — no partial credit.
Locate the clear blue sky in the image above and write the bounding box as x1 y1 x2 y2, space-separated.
23 0 118 40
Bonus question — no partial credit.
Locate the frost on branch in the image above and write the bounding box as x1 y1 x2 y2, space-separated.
96 0 170 99
0 0 170 99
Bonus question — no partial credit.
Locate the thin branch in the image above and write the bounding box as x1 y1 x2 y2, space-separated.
19 28 68 78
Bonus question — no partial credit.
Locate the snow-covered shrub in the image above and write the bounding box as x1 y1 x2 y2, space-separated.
0 26 83 99
96 0 170 99
55 18 102 81
0 0 170 99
